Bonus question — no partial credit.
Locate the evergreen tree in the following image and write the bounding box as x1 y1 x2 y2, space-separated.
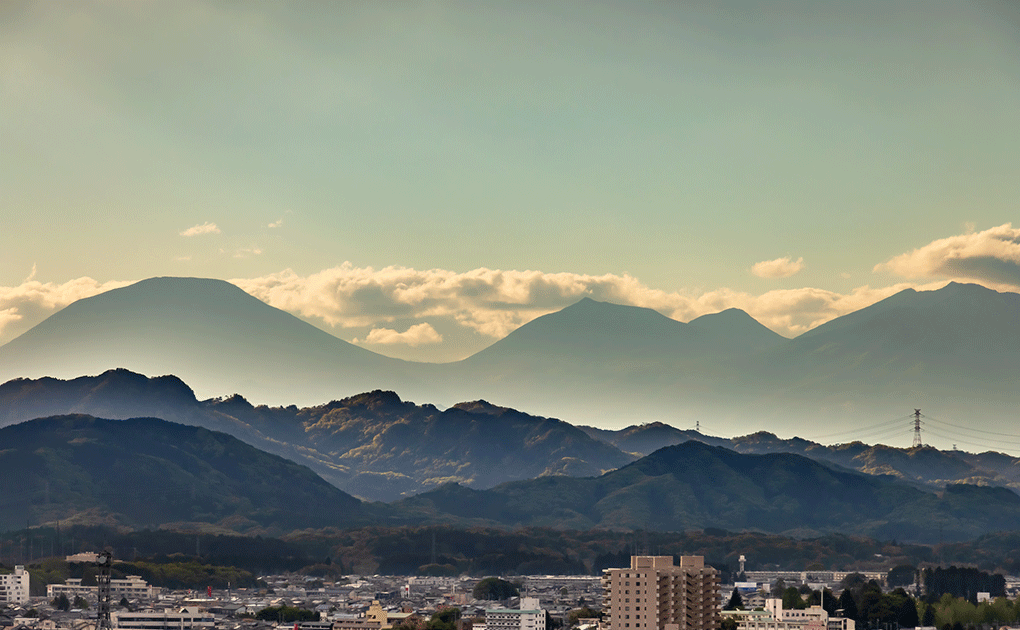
922 604 936 627
52 593 70 611
838 589 858 622
897 596 920 628
725 589 743 611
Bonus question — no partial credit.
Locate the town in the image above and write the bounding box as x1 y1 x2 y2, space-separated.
4 554 1020 630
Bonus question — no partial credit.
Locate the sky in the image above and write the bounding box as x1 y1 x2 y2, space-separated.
2 0 1020 363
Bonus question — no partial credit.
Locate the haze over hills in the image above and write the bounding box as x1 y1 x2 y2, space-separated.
0 277 418 406
580 424 1020 494
1 277 1019 446
4 412 1020 543
390 441 1020 543
2 369 1018 506
0 370 633 501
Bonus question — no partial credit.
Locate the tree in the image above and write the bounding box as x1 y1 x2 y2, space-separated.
783 587 806 611
120 596 131 609
897 595 919 628
568 607 601 626
922 604 936 627
725 589 743 611
73 595 89 610
771 579 786 598
838 589 858 622
473 577 519 601
721 618 738 630
427 607 461 630
52 593 71 611
888 565 918 588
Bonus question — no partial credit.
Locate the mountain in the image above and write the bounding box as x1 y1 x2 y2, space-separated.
0 414 372 533
391 441 1020 542
3 277 1020 445
0 370 635 501
436 298 784 424
580 426 1020 494
0 277 416 406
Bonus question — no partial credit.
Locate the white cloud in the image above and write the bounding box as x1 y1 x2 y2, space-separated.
268 218 283 228
355 323 443 347
751 256 805 279
0 277 133 344
875 223 1020 287
179 222 221 237
233 247 263 258
231 263 947 341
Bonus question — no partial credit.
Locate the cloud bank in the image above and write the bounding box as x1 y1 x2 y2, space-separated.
5 223 1013 352
752 256 805 279
179 222 221 237
230 263 934 344
876 223 1020 287
355 323 443 347
0 277 132 344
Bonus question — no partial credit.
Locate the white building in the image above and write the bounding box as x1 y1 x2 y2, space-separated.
111 607 216 630
721 598 854 630
48 575 160 600
486 597 546 630
0 565 31 604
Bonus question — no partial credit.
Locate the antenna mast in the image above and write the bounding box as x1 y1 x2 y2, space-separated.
96 550 113 630
912 409 923 448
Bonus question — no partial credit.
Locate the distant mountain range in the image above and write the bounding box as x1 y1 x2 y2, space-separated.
2 369 1018 506
4 413 1019 543
0 369 632 501
390 441 1020 542
2 276 1017 442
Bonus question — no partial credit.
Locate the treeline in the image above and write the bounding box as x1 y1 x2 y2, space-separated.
0 525 313 574
923 567 1005 602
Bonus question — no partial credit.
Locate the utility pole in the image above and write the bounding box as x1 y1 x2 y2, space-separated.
912 409 923 448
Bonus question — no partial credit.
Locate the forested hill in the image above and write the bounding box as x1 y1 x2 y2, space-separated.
0 414 373 534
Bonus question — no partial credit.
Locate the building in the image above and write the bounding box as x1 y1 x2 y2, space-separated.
720 599 854 630
48 576 160 601
602 556 720 630
0 566 31 605
486 597 546 630
111 607 216 630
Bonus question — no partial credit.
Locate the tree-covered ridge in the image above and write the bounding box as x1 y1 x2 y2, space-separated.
0 370 635 501
387 442 1020 542
0 415 371 534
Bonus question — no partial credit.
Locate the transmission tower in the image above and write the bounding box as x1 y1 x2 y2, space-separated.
96 550 113 630
912 409 923 448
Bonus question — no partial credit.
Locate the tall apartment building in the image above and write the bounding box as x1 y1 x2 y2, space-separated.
0 566 31 605
602 556 720 630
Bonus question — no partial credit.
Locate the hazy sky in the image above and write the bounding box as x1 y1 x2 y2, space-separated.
3 0 1020 362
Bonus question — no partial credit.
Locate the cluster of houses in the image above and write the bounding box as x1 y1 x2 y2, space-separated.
7 555 1015 630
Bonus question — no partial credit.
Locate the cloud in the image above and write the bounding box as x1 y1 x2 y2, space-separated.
0 262 966 349
233 247 263 258
231 263 947 341
355 323 443 347
875 223 1020 288
268 219 283 228
0 277 133 344
751 256 805 279
179 222 221 237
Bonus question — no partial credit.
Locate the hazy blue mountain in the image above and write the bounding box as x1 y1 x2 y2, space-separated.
0 277 416 405
391 441 1020 542
0 414 372 533
3 277 1020 443
0 370 635 501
